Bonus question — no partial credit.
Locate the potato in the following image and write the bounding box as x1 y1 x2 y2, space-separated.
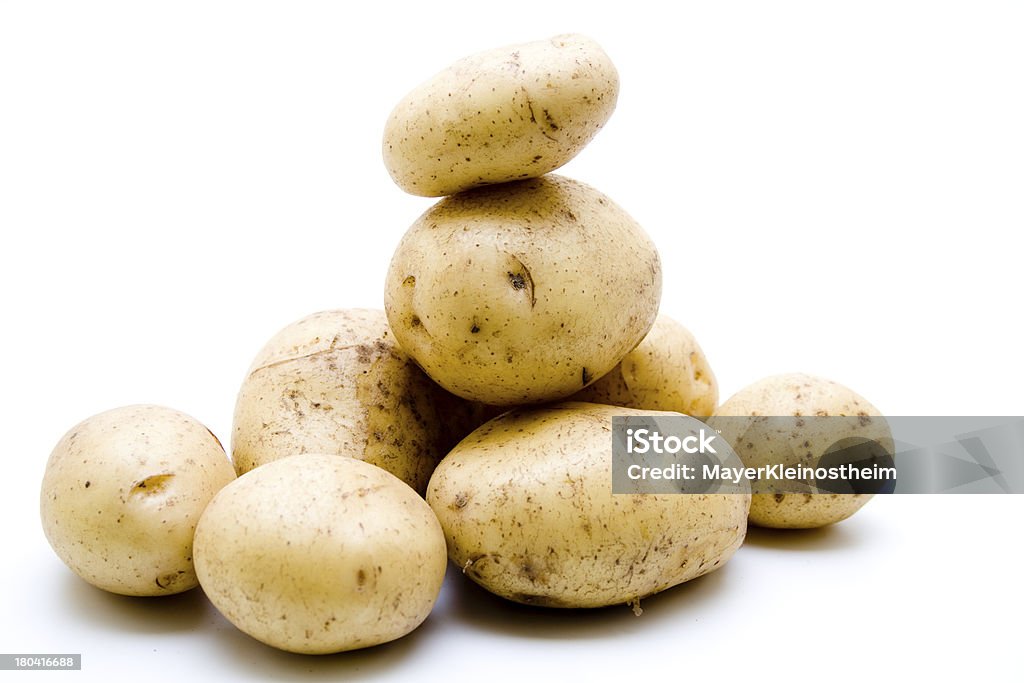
383 34 618 197
193 454 447 654
385 175 662 406
232 309 494 494
710 373 892 528
39 405 235 596
570 314 718 416
426 402 749 608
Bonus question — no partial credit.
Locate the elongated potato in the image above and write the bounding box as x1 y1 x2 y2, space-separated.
232 309 493 494
40 405 235 596
383 34 619 197
711 373 891 528
194 455 447 654
427 403 749 608
570 315 718 416
385 175 662 406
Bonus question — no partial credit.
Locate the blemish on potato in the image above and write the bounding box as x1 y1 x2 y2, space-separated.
542 109 559 132
131 473 175 497
155 570 186 590
511 593 565 607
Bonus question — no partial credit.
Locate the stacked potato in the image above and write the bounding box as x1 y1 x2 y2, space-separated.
381 34 747 610
39 33 888 658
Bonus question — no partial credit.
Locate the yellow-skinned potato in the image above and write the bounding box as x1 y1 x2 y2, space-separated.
710 373 891 528
40 405 235 596
232 309 493 494
194 455 447 654
383 34 619 197
570 315 718 416
385 175 662 406
426 403 749 608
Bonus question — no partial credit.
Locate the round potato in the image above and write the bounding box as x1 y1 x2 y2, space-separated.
40 405 235 596
194 454 447 654
232 309 494 494
570 314 718 416
426 402 749 608
710 373 891 528
385 175 662 406
383 34 618 197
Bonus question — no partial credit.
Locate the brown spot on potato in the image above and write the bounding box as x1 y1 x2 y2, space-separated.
155 570 186 590
355 343 373 363
505 254 536 307
131 473 174 497
542 109 559 131
512 593 565 607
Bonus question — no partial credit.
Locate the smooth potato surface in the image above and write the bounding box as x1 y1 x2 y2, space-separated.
570 315 718 416
194 455 447 654
383 34 618 197
40 405 235 596
711 373 891 528
427 403 748 608
385 175 661 406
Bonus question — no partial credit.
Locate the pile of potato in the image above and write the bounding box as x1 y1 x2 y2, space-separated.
39 34 888 655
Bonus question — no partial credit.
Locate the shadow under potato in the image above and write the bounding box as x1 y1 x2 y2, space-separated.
58 571 212 634
205 594 441 682
743 522 863 552
442 559 737 640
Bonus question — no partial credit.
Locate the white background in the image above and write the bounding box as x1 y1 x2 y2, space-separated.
1 1 1022 681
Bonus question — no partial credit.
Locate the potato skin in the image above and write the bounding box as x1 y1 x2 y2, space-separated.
711 373 891 528
385 175 662 406
193 455 447 654
232 309 494 494
39 405 235 596
383 34 618 197
426 403 749 608
570 315 718 416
